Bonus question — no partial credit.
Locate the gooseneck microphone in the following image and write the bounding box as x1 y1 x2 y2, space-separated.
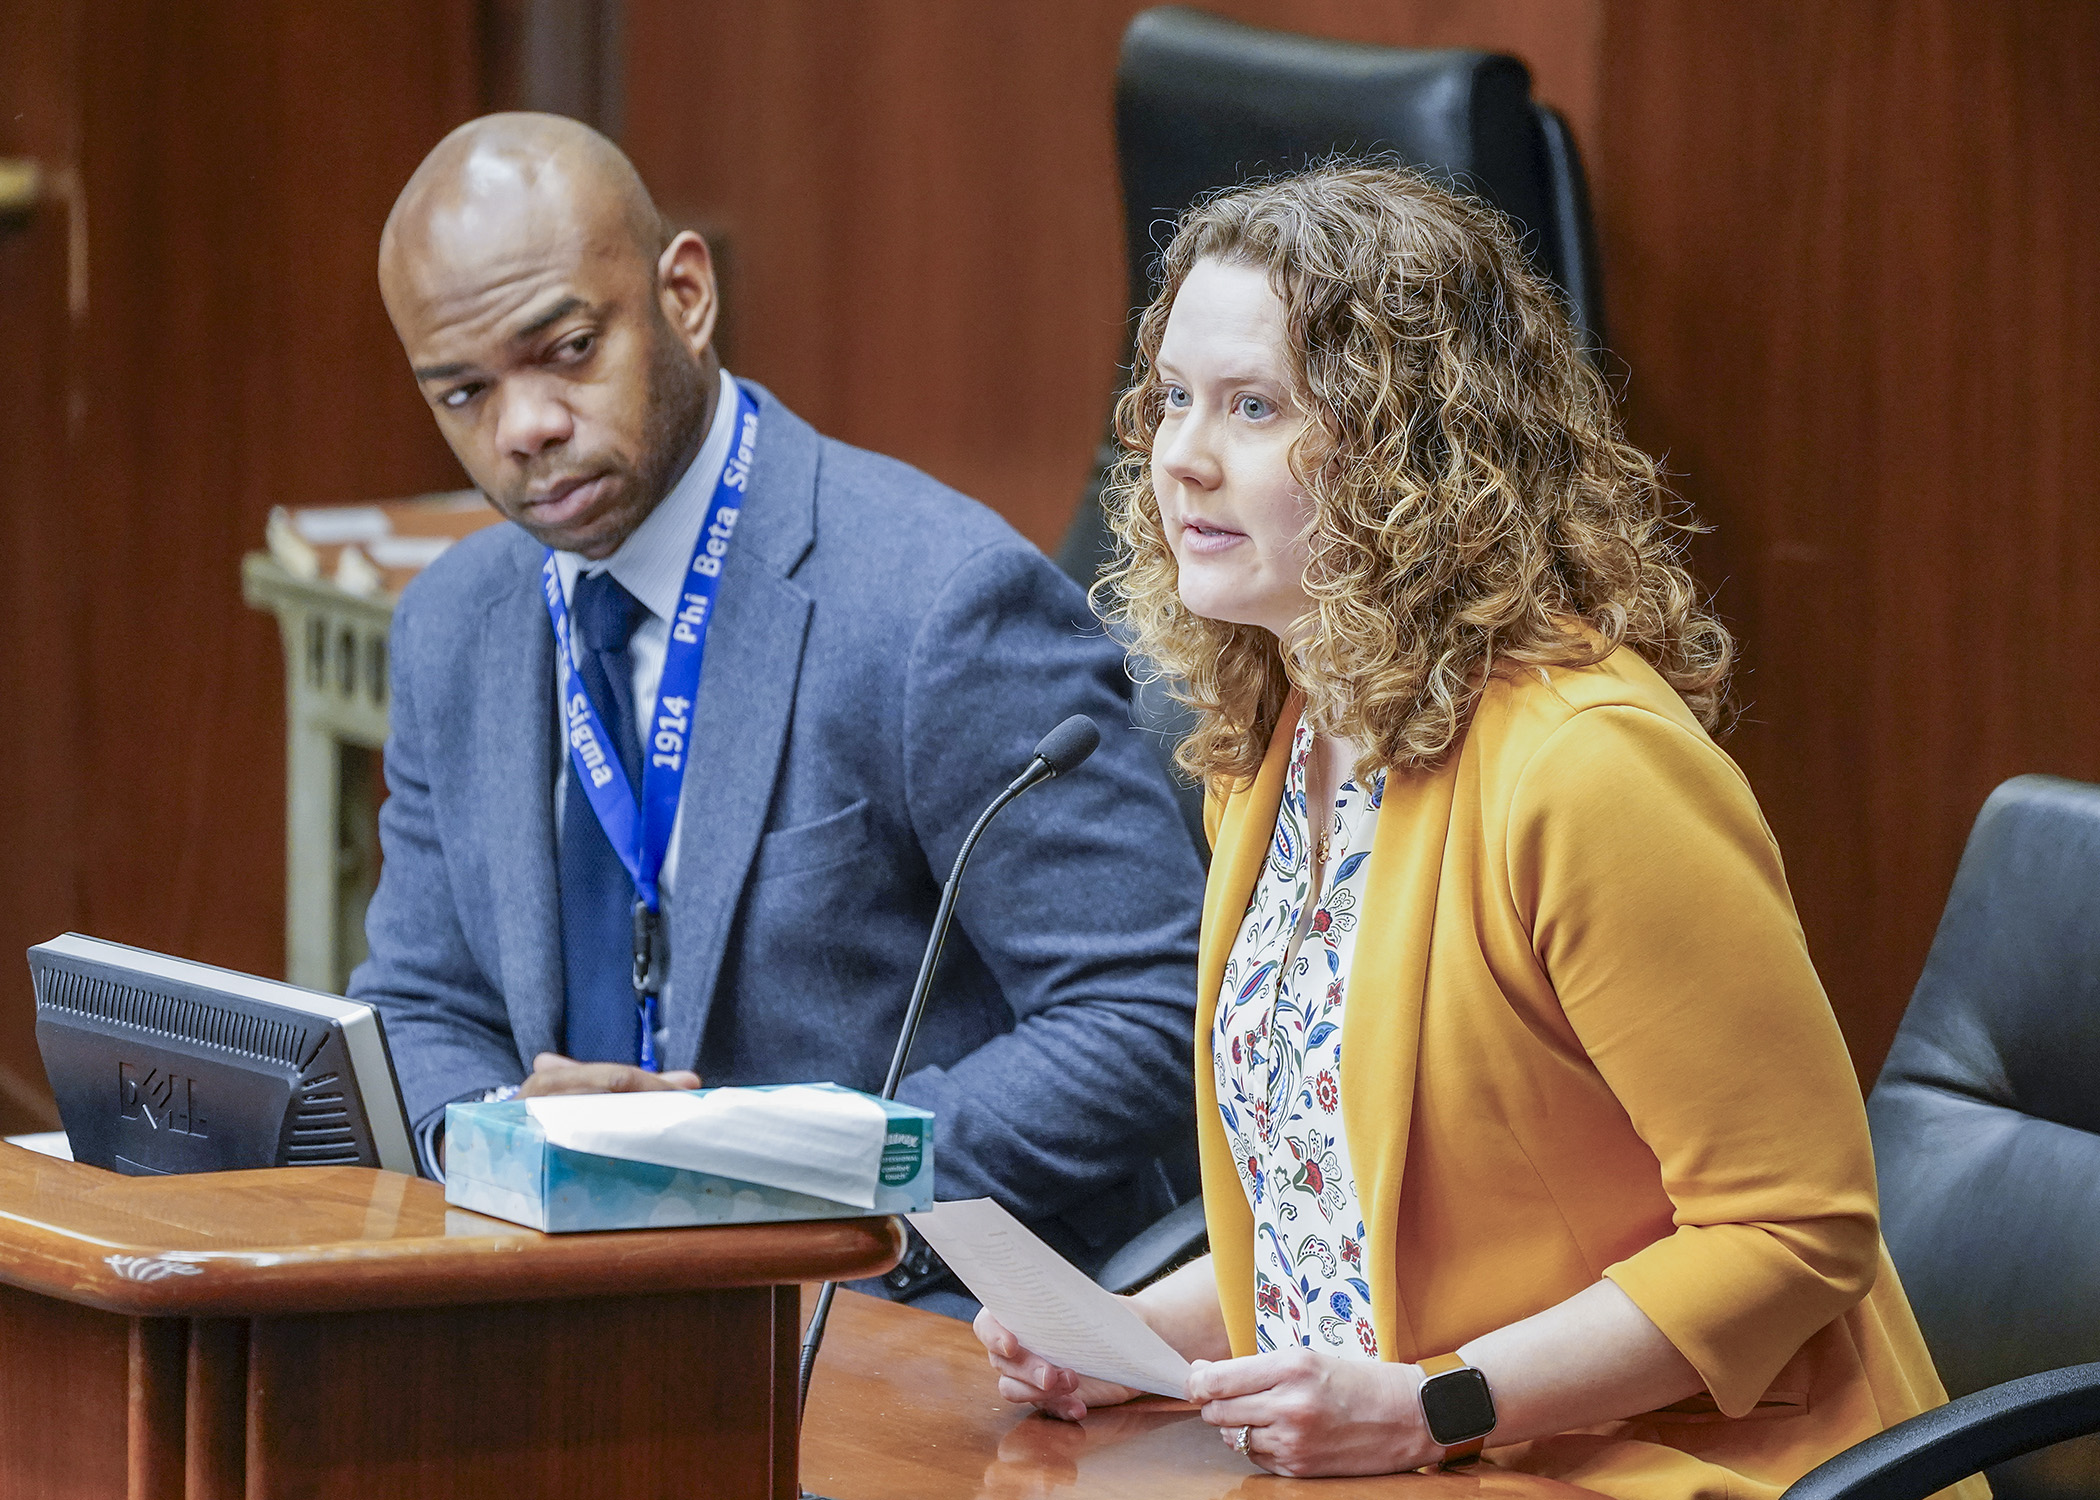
796 714 1101 1421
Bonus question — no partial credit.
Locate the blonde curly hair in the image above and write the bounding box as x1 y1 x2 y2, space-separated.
1094 164 1733 788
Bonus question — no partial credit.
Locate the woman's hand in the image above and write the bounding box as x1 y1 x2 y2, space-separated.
1188 1349 1442 1477
972 1254 1234 1423
974 1310 1143 1421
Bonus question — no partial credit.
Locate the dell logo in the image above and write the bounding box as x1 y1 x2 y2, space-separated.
118 1062 207 1137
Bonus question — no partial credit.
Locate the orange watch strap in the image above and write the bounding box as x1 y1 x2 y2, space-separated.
1418 1352 1487 1466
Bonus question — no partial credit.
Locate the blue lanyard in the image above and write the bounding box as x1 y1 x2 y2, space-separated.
540 380 759 1068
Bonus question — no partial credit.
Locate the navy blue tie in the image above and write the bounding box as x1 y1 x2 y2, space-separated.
559 570 650 1064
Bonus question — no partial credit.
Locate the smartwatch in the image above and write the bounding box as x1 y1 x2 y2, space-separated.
1417 1352 1496 1466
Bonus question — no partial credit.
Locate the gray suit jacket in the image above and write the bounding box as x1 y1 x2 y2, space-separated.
348 385 1206 1271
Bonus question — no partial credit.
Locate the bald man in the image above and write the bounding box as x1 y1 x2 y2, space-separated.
350 114 1204 1308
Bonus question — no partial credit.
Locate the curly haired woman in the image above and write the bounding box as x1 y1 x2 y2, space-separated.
974 165 1981 1500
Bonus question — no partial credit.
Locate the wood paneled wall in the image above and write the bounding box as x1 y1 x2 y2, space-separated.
621 0 1601 554
1595 1 2100 1074
623 0 2100 1079
0 3 486 1130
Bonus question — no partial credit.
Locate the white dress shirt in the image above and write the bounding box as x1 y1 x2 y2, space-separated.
551 364 741 904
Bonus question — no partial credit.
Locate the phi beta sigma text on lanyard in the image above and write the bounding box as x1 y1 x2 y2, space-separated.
540 381 759 1071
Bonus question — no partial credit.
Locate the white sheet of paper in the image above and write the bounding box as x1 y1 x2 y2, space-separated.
526 1085 887 1208
287 505 390 544
910 1197 1192 1398
365 534 454 568
2 1131 72 1161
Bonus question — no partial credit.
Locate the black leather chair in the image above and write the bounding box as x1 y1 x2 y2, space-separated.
1112 7 1602 351
1057 7 1608 863
1095 1193 1208 1295
1058 6 1605 590
1783 775 2100 1500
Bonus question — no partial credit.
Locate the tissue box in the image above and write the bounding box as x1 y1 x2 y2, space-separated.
443 1085 934 1233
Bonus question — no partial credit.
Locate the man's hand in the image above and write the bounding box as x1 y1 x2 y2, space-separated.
517 1051 700 1097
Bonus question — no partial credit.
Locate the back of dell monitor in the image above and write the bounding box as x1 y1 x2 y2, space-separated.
30 933 417 1177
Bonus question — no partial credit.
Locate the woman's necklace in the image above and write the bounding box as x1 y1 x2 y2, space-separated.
1308 732 1341 874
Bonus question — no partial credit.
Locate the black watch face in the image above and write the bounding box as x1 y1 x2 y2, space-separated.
1422 1366 1497 1446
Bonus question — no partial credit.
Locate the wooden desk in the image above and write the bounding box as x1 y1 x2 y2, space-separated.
0 1144 900 1500
802 1290 1611 1500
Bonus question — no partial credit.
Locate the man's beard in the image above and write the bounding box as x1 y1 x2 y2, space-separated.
492 312 713 555
630 313 713 519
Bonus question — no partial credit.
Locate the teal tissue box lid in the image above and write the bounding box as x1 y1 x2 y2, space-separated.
442 1084 934 1233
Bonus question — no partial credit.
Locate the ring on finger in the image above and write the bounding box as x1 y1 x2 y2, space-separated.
1232 1425 1253 1456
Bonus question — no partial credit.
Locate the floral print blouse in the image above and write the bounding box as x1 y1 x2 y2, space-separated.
1214 716 1385 1358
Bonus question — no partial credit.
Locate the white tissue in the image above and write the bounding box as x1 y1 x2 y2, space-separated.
526 1085 889 1208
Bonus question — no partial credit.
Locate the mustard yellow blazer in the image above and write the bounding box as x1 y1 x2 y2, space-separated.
1196 649 1984 1500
